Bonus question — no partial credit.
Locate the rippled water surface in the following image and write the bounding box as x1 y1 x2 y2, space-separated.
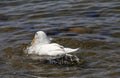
0 0 120 78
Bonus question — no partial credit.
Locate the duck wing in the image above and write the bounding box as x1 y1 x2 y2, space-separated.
38 43 65 56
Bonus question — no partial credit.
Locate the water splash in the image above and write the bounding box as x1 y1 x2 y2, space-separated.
36 54 84 66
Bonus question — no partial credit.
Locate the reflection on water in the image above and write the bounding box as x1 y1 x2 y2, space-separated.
0 0 120 78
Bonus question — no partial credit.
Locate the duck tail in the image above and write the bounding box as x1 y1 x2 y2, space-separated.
64 48 79 53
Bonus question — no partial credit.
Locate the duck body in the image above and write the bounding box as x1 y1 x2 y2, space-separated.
26 31 79 56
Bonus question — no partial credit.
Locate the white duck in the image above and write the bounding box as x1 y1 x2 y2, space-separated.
26 31 79 56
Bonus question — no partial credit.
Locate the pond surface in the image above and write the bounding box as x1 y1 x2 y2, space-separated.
0 0 120 78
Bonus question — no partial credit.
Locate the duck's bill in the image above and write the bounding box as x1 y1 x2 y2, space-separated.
31 34 37 45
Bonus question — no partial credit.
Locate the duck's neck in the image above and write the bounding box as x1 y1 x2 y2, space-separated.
31 39 50 46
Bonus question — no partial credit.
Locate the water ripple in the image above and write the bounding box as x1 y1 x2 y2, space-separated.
0 0 120 78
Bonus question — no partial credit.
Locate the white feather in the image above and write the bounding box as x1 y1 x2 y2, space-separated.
26 31 79 56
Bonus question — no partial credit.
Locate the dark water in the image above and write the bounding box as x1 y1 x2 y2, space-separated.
0 0 120 78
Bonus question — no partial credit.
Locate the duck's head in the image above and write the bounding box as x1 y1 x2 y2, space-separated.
31 31 50 45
